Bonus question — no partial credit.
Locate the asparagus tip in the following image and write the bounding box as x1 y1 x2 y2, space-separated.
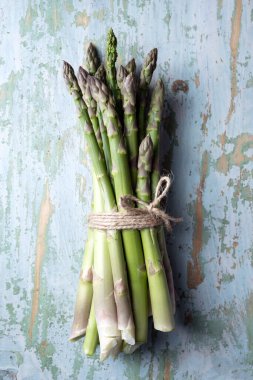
125 58 136 74
117 65 128 88
106 28 118 66
78 66 89 91
124 72 136 93
95 64 106 83
86 42 100 75
139 134 153 156
140 48 158 87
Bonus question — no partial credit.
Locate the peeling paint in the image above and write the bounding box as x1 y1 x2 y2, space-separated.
172 80 189 93
217 0 223 20
246 293 253 353
28 181 53 340
19 3 38 37
187 151 209 289
194 71 200 88
164 358 171 380
201 103 211 135
226 0 242 124
75 10 90 28
246 76 253 88
216 133 253 174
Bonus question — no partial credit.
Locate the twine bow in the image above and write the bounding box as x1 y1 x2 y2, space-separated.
88 176 182 231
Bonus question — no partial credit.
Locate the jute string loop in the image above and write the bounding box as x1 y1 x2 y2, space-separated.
88 176 182 232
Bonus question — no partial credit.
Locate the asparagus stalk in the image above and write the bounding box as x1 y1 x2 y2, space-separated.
95 65 112 173
96 109 112 174
138 48 158 142
88 74 148 344
69 228 94 341
83 297 99 356
79 67 103 152
63 62 98 342
147 80 176 314
63 62 135 346
92 173 121 360
106 28 121 112
125 58 136 75
147 79 164 197
86 42 100 75
136 135 175 331
119 72 138 187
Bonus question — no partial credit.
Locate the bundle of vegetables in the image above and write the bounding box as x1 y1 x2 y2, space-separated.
63 29 178 361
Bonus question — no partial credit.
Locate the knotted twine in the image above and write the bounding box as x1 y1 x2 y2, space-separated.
88 176 182 232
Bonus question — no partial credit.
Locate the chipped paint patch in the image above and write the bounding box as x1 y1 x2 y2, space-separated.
187 151 209 289
28 181 53 340
216 133 253 174
172 80 189 93
45 2 62 35
19 3 38 37
164 358 171 380
246 293 253 353
246 76 253 88
201 103 211 135
0 71 24 112
75 10 90 28
217 0 223 19
194 71 200 88
226 0 243 124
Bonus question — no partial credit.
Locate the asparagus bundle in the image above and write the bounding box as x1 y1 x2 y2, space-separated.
63 29 178 360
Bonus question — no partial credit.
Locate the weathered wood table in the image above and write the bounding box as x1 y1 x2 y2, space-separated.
1 1 253 379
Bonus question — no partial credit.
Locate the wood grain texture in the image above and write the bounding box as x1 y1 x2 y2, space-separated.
0 0 253 379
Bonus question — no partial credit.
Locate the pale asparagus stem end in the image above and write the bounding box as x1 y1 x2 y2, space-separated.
69 227 94 342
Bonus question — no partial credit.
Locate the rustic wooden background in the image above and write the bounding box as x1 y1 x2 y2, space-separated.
1 0 253 379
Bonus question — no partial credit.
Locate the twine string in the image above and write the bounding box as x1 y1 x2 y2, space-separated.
88 176 182 231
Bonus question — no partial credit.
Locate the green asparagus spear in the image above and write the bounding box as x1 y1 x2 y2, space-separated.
136 135 175 331
95 65 112 173
120 72 138 187
138 48 158 142
92 172 121 360
88 74 148 344
147 80 176 313
64 62 94 341
79 67 103 152
146 79 164 197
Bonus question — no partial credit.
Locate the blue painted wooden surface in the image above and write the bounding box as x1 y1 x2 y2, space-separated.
1 0 253 379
